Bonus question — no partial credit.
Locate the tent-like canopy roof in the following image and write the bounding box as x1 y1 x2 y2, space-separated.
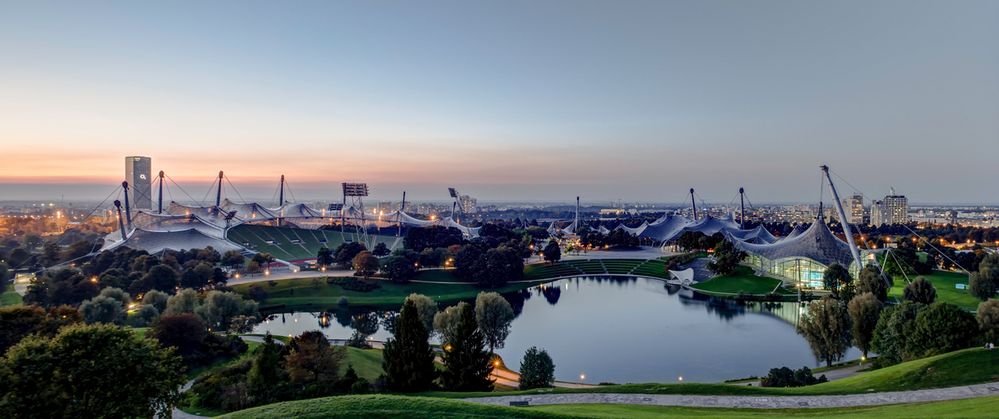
273 202 323 218
729 216 854 268
726 225 779 244
638 214 690 242
615 221 648 236
103 228 243 254
222 199 277 221
682 214 741 236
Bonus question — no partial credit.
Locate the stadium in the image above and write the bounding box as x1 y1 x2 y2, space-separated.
99 172 482 269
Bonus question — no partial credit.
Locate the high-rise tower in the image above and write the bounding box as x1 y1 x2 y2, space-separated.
125 156 152 211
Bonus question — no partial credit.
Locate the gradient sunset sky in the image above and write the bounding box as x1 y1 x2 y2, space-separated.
1 0 997 203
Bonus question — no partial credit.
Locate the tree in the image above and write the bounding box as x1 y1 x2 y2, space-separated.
475 292 514 353
251 253 275 271
903 277 937 304
0 305 80 355
856 265 891 302
822 263 854 301
847 293 882 358
334 242 367 268
316 246 334 268
542 240 561 264
284 331 345 389
143 289 170 313
352 251 379 279
372 242 390 257
404 293 438 334
796 296 851 367
381 255 416 283
79 288 131 325
518 346 555 390
871 301 923 365
434 303 465 344
439 302 493 391
969 254 999 301
382 300 437 392
196 290 259 332
707 239 745 276
222 250 245 270
910 303 978 357
133 264 179 294
760 366 826 387
164 288 201 316
151 313 208 363
977 299 999 343
0 324 184 418
247 333 285 404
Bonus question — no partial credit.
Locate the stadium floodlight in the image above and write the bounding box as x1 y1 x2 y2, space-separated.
342 182 369 197
448 187 458 198
327 203 344 211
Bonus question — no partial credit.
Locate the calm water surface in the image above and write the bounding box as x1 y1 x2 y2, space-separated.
251 276 859 383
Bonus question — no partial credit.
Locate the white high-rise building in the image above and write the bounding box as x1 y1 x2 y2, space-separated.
870 188 908 226
843 193 866 225
125 156 152 210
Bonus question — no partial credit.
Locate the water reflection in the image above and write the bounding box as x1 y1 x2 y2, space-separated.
251 276 857 383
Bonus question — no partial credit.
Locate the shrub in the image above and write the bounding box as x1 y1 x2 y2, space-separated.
760 366 826 387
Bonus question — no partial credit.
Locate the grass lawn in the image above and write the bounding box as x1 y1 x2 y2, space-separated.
888 270 982 311
233 276 556 311
411 269 463 283
690 266 795 297
219 394 565 418
0 289 23 306
529 396 999 418
423 348 998 398
343 347 384 382
218 393 999 418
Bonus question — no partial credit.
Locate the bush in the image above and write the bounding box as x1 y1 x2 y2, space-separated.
910 303 978 357
903 277 937 304
760 366 827 387
329 277 381 292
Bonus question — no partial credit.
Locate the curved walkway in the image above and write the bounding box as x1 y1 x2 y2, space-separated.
463 381 999 409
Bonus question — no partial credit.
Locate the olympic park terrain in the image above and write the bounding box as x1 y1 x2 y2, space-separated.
88 199 999 418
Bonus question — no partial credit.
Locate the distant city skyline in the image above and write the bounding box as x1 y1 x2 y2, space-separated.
1 0 997 203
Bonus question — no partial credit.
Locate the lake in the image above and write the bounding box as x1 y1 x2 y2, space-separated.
251 276 859 383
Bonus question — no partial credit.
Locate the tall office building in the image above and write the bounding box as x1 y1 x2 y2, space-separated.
125 156 152 211
870 188 909 226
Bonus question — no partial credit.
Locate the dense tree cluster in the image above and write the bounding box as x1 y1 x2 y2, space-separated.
761 366 827 388
707 239 746 275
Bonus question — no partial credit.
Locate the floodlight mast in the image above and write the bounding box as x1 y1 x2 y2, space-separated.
821 165 865 272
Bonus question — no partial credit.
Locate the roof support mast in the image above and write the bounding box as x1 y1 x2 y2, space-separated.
157 171 165 214
690 188 698 221
114 200 127 240
739 187 745 229
215 171 224 209
121 181 133 229
397 191 406 237
821 165 864 271
278 175 285 206
574 196 580 233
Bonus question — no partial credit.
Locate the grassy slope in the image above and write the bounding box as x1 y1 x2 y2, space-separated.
888 270 980 311
218 394 999 419
531 396 999 418
0 289 23 306
425 348 998 398
343 347 385 382
219 395 568 419
690 266 795 297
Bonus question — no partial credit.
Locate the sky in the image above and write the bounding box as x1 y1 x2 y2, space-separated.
1 0 997 204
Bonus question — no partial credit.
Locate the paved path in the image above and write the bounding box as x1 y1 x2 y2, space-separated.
464 381 999 409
